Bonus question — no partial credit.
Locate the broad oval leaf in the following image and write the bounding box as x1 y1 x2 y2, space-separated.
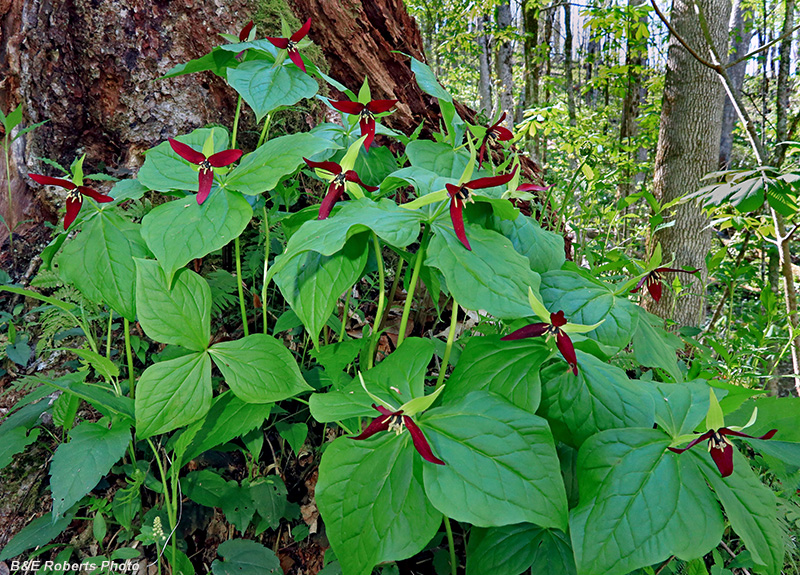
419 391 568 530
310 337 436 423
316 433 442 575
569 428 724 575
540 270 639 351
489 214 566 274
540 350 656 446
267 198 425 282
50 419 131 517
141 189 253 285
426 225 542 320
211 539 282 575
135 259 211 351
467 524 576 575
227 61 318 121
443 335 551 412
225 133 335 196
274 234 368 343
57 211 150 321
406 140 468 179
209 334 312 404
135 351 212 438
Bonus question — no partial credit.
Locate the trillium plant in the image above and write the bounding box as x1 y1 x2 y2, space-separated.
2 10 797 575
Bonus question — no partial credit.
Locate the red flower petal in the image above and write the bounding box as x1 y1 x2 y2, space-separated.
655 267 700 275
288 49 306 72
494 126 514 141
303 158 342 175
445 183 460 197
630 275 649 294
266 36 289 49
490 112 507 130
709 441 735 477
197 168 214 205
403 417 445 465
352 414 392 440
318 182 344 220
556 330 578 375
208 148 243 168
78 186 113 203
64 197 82 230
667 430 715 454
648 280 662 303
330 100 365 115
344 170 379 192
477 141 488 168
516 183 550 192
466 165 518 190
550 311 567 327
169 138 206 165
449 196 471 251
720 428 778 441
29 174 77 190
500 323 550 340
366 99 398 114
290 17 312 42
360 117 376 150
239 20 254 42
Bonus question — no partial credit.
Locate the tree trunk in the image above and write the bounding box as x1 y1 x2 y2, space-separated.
478 13 494 116
773 0 795 165
494 0 515 126
617 0 649 203
523 0 541 158
564 2 577 129
719 0 755 168
646 0 731 327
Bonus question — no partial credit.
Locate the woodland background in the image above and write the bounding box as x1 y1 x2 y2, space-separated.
1 0 800 569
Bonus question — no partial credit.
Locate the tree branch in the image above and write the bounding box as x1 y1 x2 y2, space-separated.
648 0 720 71
724 21 800 69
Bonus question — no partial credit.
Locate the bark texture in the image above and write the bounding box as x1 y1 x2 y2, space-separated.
1 0 253 250
718 0 755 168
494 0 515 126
774 0 795 163
647 0 731 326
478 13 494 115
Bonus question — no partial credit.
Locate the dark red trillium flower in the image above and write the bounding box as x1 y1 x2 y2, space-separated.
353 404 445 465
478 112 514 168
501 310 579 375
238 20 254 42
168 139 243 205
631 267 700 303
266 17 312 72
28 174 113 230
303 158 378 220
445 166 518 251
668 428 777 477
329 99 398 150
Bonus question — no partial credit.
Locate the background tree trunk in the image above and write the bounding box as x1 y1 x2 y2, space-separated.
719 0 755 168
494 0 515 126
646 0 731 326
478 13 494 116
564 2 577 130
523 0 541 159
773 0 795 164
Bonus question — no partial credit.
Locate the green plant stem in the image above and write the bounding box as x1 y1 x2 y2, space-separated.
257 114 273 148
339 288 352 342
398 226 430 347
379 258 404 331
4 134 12 257
231 96 243 149
435 299 459 389
444 516 457 575
105 311 113 360
147 439 177 569
234 236 249 337
124 318 135 399
368 233 386 369
262 206 270 335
